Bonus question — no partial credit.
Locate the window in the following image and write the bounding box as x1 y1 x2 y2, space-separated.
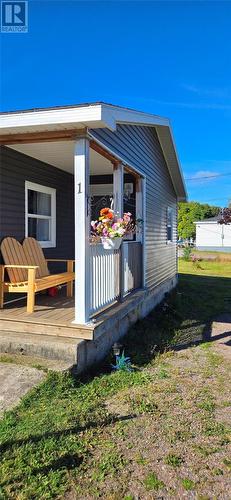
25 181 56 247
167 207 174 243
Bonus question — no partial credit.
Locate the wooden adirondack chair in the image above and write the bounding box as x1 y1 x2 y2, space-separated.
0 237 75 313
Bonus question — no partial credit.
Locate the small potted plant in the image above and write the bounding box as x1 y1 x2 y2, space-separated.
91 208 135 250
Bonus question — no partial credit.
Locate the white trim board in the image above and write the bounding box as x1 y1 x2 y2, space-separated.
0 103 169 134
1 102 187 201
25 181 56 248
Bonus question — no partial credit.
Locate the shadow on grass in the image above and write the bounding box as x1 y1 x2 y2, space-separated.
0 413 135 456
0 453 84 488
0 273 230 493
0 394 136 488
121 273 231 365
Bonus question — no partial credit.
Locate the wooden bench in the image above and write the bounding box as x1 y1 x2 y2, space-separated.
0 237 75 313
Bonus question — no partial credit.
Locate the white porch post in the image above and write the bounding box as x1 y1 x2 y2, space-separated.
113 162 124 217
73 137 91 324
113 162 124 300
136 177 144 243
136 176 145 288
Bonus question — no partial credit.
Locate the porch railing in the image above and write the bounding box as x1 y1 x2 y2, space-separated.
122 241 143 295
89 243 120 315
89 241 143 317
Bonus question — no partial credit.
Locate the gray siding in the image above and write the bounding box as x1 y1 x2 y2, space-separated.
90 125 177 290
0 146 74 264
0 125 178 290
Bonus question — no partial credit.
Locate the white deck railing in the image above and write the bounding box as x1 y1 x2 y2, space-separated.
89 241 143 316
123 241 143 295
90 243 120 315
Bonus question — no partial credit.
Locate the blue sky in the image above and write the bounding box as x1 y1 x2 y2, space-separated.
1 0 231 206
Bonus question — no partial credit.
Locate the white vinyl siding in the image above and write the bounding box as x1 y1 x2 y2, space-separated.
196 222 231 249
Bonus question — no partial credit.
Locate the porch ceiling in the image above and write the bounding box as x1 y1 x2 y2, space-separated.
9 141 112 175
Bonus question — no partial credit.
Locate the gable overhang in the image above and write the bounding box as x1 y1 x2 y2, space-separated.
0 102 187 201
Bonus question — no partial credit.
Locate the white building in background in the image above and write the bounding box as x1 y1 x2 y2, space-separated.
194 216 231 252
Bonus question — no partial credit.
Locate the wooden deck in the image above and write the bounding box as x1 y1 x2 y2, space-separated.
0 293 95 340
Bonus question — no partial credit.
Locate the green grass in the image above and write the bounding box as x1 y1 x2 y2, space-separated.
179 258 231 277
92 447 127 481
223 458 231 470
164 453 183 467
181 478 196 490
0 260 230 498
135 453 148 465
124 260 231 359
0 370 148 499
143 472 164 491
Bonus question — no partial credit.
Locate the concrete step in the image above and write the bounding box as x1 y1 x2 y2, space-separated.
0 330 84 365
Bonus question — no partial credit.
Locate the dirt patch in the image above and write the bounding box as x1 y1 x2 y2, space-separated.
73 348 231 499
210 313 231 361
0 362 44 416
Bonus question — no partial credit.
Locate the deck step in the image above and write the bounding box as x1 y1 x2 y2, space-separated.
0 330 84 364
0 318 94 340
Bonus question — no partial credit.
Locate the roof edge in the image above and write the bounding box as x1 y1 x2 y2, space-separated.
0 102 187 201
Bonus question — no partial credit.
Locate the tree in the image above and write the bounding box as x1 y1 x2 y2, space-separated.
218 207 231 224
178 201 221 240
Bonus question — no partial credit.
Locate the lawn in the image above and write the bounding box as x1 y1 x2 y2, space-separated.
0 261 230 499
179 258 231 277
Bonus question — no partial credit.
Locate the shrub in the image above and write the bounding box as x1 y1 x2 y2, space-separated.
182 247 192 261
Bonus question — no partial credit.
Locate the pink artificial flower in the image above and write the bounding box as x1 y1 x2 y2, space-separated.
118 227 125 236
123 213 131 222
102 217 112 223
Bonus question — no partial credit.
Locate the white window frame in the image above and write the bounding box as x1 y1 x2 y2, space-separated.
25 181 56 248
167 206 174 244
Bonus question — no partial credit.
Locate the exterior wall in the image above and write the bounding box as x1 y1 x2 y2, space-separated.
76 275 178 373
196 222 231 250
0 276 177 368
0 146 75 263
90 125 177 290
0 124 178 291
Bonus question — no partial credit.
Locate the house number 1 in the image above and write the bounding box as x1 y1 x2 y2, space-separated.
78 182 82 194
